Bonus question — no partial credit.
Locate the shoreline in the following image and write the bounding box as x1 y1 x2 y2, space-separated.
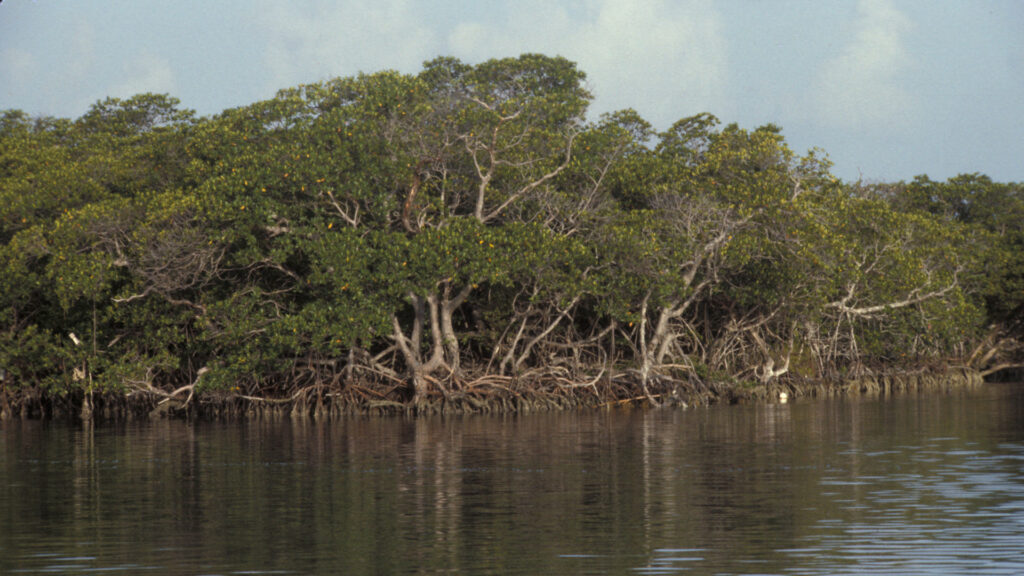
0 367 988 422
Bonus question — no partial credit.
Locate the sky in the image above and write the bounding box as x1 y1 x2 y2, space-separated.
1 0 1022 183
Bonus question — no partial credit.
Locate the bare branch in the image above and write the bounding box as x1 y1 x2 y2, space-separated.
482 131 577 223
828 276 959 318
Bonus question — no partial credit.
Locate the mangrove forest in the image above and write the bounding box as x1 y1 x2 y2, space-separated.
1 54 1022 418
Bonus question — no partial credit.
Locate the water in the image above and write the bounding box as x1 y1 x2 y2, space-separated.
1 383 1022 575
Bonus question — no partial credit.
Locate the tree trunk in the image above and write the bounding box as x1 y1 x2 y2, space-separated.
393 284 472 400
439 282 473 381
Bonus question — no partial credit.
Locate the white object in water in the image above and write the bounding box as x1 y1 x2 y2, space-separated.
778 391 789 404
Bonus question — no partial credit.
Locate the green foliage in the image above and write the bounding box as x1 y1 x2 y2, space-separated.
873 173 1024 337
0 54 1014 400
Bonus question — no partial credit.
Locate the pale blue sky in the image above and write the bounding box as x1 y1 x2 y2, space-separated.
1 0 1021 183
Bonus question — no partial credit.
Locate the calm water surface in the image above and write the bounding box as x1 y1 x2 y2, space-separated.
2 383 1023 575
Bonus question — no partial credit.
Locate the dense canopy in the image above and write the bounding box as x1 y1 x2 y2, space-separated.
1 55 1021 416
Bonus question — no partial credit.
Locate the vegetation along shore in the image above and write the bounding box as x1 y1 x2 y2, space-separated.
1 54 1021 420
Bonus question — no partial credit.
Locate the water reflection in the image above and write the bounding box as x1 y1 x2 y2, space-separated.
0 384 1022 575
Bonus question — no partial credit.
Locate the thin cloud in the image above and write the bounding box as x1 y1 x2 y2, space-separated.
110 54 175 99
0 20 96 114
814 0 914 129
251 0 437 92
446 0 728 128
68 20 97 83
0 48 36 100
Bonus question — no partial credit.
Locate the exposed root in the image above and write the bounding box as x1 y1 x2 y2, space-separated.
0 365 991 422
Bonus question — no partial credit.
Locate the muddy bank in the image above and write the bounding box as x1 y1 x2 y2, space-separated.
0 366 991 423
